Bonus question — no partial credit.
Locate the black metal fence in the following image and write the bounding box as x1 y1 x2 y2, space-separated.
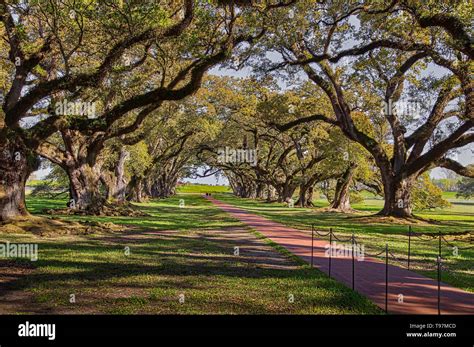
310 224 473 314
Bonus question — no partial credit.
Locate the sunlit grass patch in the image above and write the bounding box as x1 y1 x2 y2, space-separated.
1 195 381 314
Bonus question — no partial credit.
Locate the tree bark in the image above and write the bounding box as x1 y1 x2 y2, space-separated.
100 172 115 201
296 184 315 207
306 186 314 206
378 176 414 218
66 164 105 213
0 136 37 221
277 182 297 203
150 174 178 198
127 176 145 203
113 148 128 202
266 185 276 202
255 183 265 199
330 164 356 212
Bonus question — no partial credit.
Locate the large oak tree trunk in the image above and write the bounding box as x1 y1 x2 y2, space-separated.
228 174 257 198
330 164 356 212
266 185 276 202
276 187 284 203
0 136 37 221
113 148 128 202
278 182 296 203
67 164 105 213
150 175 178 198
378 176 414 218
101 174 114 201
296 184 315 207
296 184 306 207
127 176 145 203
306 186 314 206
255 183 265 199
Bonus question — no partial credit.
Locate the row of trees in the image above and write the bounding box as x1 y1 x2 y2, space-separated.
248 0 473 217
35 101 216 210
1 0 296 219
32 73 453 213
195 76 450 212
195 76 375 210
1 0 473 221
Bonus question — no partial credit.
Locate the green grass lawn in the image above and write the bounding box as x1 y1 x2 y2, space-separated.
177 183 231 194
213 193 474 293
27 195 241 231
0 195 380 314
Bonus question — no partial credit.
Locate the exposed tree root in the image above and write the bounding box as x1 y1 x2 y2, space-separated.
319 206 359 213
348 214 438 225
43 201 150 217
0 215 124 236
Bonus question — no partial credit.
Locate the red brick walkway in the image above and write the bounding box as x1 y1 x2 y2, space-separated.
205 196 474 315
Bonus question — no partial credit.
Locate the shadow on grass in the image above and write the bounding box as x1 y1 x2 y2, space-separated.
0 224 380 314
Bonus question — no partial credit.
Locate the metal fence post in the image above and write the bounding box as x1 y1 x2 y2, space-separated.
438 230 442 259
438 255 441 315
385 243 389 313
329 228 333 278
352 232 355 290
438 230 442 315
408 225 412 270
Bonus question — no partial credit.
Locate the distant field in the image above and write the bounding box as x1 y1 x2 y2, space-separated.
25 181 232 194
177 184 231 194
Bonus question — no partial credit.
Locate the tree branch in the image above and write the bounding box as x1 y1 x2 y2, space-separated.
437 158 474 178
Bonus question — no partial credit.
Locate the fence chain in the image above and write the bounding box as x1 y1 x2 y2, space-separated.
364 249 386 258
411 232 438 242
307 223 472 315
441 236 474 250
388 251 409 265
312 229 332 237
331 233 353 243
309 224 471 278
